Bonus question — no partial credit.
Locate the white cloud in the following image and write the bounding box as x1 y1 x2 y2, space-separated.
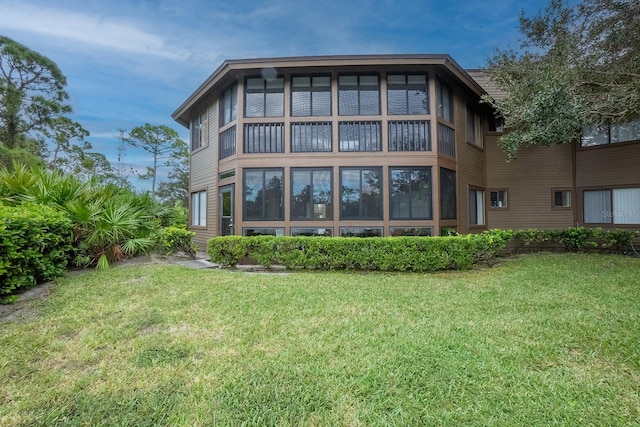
0 2 188 61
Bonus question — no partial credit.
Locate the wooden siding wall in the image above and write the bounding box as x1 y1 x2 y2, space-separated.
189 101 219 249
576 144 640 188
454 93 486 235
485 136 575 230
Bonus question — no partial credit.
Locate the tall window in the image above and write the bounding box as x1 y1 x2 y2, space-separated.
469 188 485 226
221 83 237 126
220 126 236 159
584 188 640 224
390 167 432 220
437 79 454 123
190 111 208 151
466 105 483 147
243 169 284 221
438 123 456 157
340 168 382 220
581 119 640 146
191 190 206 226
245 77 284 118
440 168 457 220
291 76 331 116
291 122 332 152
243 123 284 153
387 74 428 115
388 121 430 151
291 168 333 220
339 122 381 152
338 75 380 116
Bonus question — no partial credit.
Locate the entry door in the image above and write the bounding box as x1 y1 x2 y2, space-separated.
219 185 234 236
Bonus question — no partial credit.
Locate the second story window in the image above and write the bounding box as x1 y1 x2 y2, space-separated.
581 119 640 147
245 77 284 118
466 105 483 148
190 111 207 151
437 79 454 123
387 74 428 115
338 75 380 116
220 83 237 126
291 76 331 116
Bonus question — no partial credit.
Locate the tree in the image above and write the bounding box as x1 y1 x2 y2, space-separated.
156 141 189 206
122 124 187 197
0 36 87 150
483 0 640 159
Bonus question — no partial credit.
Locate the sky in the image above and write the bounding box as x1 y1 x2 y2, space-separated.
0 0 552 190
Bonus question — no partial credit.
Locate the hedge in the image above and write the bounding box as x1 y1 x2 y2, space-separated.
207 229 511 271
207 227 638 271
0 203 73 300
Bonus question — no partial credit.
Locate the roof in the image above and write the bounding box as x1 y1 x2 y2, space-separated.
172 54 489 127
466 69 505 101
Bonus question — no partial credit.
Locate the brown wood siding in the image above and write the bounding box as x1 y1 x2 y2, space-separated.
486 137 575 230
189 101 219 249
576 143 640 188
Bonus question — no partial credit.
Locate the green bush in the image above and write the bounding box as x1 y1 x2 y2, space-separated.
156 226 198 257
0 203 73 300
510 227 638 254
207 231 509 272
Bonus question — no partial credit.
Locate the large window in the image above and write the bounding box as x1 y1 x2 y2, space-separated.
291 168 333 220
243 169 284 221
440 168 457 220
243 123 284 153
388 121 430 152
340 168 382 220
338 75 380 116
291 122 332 152
466 105 483 147
584 188 640 224
339 121 381 152
291 76 331 116
190 111 208 151
581 119 640 147
191 190 206 226
221 83 237 126
245 77 284 118
389 167 432 220
469 188 485 226
387 74 428 115
220 126 236 159
437 79 454 123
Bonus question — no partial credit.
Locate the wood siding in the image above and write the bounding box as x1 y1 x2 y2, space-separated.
485 137 575 230
576 143 640 188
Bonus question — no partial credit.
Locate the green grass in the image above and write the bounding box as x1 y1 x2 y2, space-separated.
1 253 639 426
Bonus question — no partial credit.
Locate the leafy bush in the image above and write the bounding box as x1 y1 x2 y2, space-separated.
156 226 198 257
510 227 638 254
0 203 73 301
207 231 509 272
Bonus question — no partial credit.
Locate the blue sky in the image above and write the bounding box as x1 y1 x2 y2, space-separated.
0 0 550 190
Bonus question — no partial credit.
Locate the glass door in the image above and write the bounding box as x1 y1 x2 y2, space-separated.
220 185 234 236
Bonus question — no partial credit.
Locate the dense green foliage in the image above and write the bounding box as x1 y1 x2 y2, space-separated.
155 226 198 258
484 0 640 159
208 227 638 270
0 203 73 300
208 230 511 271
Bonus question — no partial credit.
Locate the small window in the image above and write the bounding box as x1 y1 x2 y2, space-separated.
243 228 285 236
219 169 235 180
389 227 432 237
291 228 333 237
490 190 508 208
340 227 383 237
554 190 572 208
489 115 504 133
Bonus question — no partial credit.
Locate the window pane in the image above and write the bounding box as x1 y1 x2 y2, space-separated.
584 190 612 223
292 91 311 116
387 90 407 115
245 93 264 118
581 125 609 146
312 91 331 116
244 171 264 220
611 119 640 143
613 188 640 224
359 89 380 115
341 169 361 219
440 168 457 219
339 89 359 115
313 169 332 219
438 123 456 156
292 170 312 220
388 121 430 151
265 92 284 116
264 170 283 220
390 168 431 220
361 169 381 219
339 122 381 152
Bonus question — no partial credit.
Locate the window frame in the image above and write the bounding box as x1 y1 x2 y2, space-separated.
220 83 237 126
466 104 483 148
439 168 457 220
468 186 485 227
552 189 572 209
242 168 284 221
338 74 381 116
290 75 332 117
436 79 454 123
290 167 333 221
386 73 429 116
581 119 640 147
389 167 433 220
244 76 285 118
583 188 640 225
190 110 208 152
339 167 383 220
190 190 207 227
489 189 508 209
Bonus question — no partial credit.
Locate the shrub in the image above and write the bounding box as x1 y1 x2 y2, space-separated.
0 203 73 301
156 226 198 257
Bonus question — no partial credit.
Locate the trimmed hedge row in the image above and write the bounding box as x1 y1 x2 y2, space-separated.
208 230 511 271
207 227 639 271
0 203 74 300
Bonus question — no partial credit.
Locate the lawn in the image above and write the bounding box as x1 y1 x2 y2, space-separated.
1 253 639 426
